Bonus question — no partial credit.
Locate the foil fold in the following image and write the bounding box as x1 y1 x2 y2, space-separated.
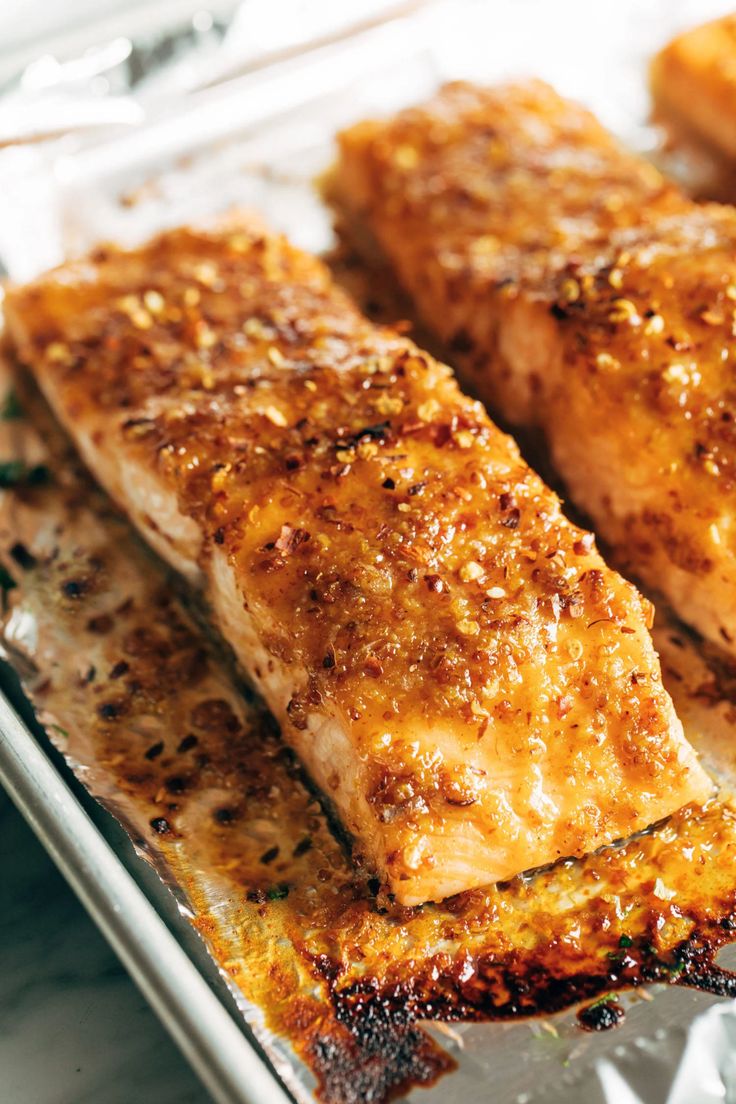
3 2 736 1102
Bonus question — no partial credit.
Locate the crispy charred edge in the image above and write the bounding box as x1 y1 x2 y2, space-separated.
302 955 455 1104
300 906 736 1102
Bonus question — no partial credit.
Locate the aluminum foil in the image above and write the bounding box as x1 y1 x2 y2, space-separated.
3 2 736 1101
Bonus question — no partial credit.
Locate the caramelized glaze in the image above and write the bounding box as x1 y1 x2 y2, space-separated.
3 224 709 905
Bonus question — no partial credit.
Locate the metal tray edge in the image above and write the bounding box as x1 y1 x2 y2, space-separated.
0 689 292 1104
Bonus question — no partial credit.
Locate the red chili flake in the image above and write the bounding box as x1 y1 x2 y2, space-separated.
424 574 444 593
445 792 477 807
501 508 521 530
400 419 425 436
573 533 594 555
408 482 426 496
364 657 384 678
213 527 225 545
177 734 198 752
144 741 164 761
260 846 280 865
556 694 574 719
258 556 286 577
109 660 129 680
287 695 309 730
666 335 693 352
432 423 453 448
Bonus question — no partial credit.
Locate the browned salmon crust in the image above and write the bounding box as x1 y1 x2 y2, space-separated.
335 79 736 653
4 222 710 904
652 15 736 162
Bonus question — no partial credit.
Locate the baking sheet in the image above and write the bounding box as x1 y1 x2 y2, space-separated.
0 690 290 1104
4 2 736 1102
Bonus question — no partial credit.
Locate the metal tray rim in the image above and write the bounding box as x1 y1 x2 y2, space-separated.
0 690 292 1104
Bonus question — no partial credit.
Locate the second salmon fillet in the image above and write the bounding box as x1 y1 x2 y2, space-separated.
652 14 736 163
4 222 711 905
335 80 736 654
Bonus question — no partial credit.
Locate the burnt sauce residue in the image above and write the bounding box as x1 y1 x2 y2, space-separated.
4 374 736 1104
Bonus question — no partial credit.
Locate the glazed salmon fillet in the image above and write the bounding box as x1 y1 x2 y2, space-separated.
4 223 711 905
652 14 736 161
335 80 736 653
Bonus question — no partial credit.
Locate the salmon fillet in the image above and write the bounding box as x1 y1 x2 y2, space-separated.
652 14 736 161
334 80 736 653
4 222 710 904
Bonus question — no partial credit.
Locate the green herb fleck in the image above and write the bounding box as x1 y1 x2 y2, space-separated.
27 464 50 486
619 934 633 948
0 461 50 488
0 390 23 419
1 390 23 420
588 991 616 1010
267 883 290 900
0 460 26 487
0 564 16 593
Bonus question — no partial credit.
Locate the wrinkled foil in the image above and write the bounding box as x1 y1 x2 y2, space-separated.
3 2 736 1101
